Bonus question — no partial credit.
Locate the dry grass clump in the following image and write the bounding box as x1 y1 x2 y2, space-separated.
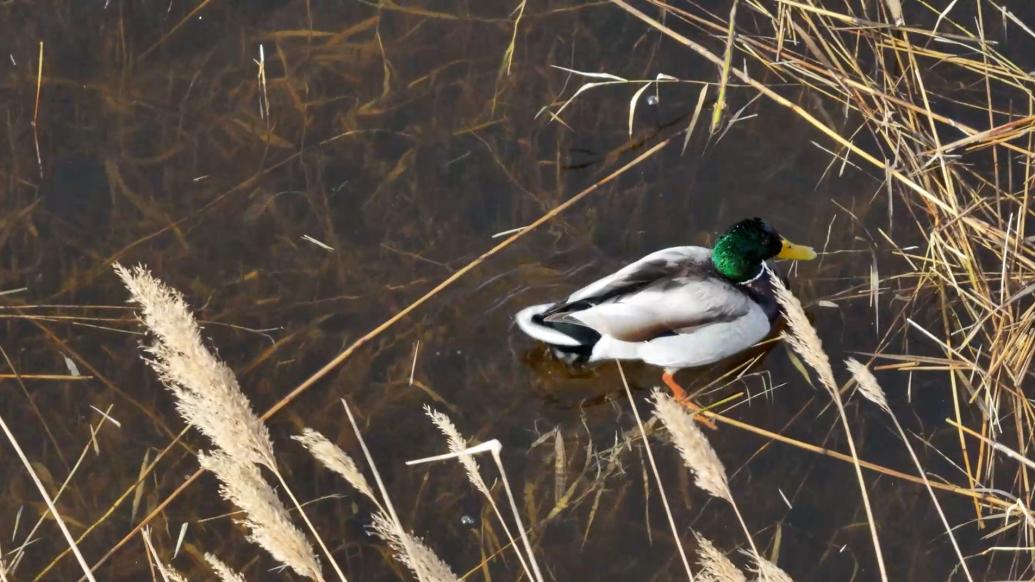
653 392 731 502
300 402 463 582
198 451 323 580
119 260 464 581
294 422 464 581
603 0 1035 575
204 553 247 582
694 533 746 582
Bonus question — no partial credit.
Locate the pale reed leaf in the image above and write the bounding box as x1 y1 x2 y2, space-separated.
140 526 188 582
205 553 247 582
115 263 276 469
695 532 746 582
293 428 379 506
370 510 460 582
652 390 731 502
198 451 323 581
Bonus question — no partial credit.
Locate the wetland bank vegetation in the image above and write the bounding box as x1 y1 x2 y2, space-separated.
1 0 1034 580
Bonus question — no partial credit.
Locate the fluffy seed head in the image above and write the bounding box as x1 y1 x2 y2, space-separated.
370 510 460 582
695 532 746 582
205 554 247 582
115 263 275 469
748 553 794 582
293 428 379 507
652 390 731 502
425 406 491 498
846 358 891 414
198 451 322 581
770 272 838 393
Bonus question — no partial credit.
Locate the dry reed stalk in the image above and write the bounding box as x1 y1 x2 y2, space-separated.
0 548 8 582
614 361 696 581
115 263 347 582
423 407 534 581
0 409 95 582
198 450 323 581
140 527 187 582
710 0 738 135
204 553 247 582
652 391 763 570
847 359 974 582
771 273 887 581
694 533 746 582
292 428 465 580
406 438 545 582
5 405 116 576
340 399 458 582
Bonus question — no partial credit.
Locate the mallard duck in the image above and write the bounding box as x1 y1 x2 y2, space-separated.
516 218 816 406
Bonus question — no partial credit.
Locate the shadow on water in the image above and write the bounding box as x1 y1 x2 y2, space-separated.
0 1 1025 580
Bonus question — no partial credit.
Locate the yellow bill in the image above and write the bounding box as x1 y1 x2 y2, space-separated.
777 238 817 261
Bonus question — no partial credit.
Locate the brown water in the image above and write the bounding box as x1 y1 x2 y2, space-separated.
0 1 1016 580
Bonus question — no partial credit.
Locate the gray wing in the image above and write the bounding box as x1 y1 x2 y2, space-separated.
547 246 712 314
562 276 754 342
542 246 753 342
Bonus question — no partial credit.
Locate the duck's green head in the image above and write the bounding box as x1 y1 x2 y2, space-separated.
712 218 817 283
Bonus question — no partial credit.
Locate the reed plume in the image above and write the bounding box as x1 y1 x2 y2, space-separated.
846 359 972 582
341 399 462 582
694 533 746 582
747 554 793 582
293 428 380 510
652 390 761 568
770 272 887 582
114 263 275 469
370 511 461 582
204 553 247 582
115 263 347 581
424 407 534 581
199 450 323 581
296 425 461 582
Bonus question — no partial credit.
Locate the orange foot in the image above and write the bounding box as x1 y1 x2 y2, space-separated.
661 371 718 431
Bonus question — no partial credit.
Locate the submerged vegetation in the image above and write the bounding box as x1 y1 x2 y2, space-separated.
1 0 1034 580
